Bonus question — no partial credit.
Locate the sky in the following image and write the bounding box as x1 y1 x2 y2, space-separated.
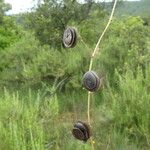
5 0 141 14
5 0 36 14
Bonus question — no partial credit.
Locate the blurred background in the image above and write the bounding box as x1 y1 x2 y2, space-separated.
0 0 150 149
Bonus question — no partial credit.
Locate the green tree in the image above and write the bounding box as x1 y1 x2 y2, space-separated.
0 1 21 51
95 16 150 86
27 0 104 48
0 0 11 24
0 16 22 51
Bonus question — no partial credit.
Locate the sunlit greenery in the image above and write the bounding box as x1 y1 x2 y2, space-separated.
0 0 150 149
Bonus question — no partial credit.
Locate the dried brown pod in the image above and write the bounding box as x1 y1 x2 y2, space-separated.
63 27 77 48
83 71 101 92
72 121 91 142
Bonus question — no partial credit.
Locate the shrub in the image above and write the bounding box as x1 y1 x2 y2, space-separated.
0 16 22 51
93 16 150 86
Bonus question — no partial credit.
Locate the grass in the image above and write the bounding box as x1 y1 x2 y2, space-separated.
0 68 150 150
0 88 92 150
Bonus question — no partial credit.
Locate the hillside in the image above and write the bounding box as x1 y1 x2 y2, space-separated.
104 0 150 17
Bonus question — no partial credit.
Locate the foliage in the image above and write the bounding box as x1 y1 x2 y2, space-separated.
104 0 150 18
1 16 150 90
94 16 150 85
0 0 22 51
94 67 150 149
0 0 11 23
0 1 150 149
0 32 90 89
0 88 59 150
0 67 150 149
0 16 22 50
0 32 59 85
26 0 105 48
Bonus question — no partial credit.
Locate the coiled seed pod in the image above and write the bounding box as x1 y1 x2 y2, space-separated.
72 121 91 142
83 71 101 92
63 27 77 48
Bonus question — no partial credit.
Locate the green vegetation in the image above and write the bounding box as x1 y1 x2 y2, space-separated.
0 0 150 149
105 0 150 17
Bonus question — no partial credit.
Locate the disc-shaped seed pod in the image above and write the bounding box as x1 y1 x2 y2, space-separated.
83 71 101 92
72 121 91 142
63 27 77 48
